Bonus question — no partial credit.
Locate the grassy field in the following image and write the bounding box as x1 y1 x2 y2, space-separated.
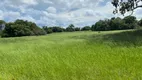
0 30 142 80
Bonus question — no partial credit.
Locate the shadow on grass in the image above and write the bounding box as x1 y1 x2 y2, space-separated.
84 30 142 47
102 30 142 47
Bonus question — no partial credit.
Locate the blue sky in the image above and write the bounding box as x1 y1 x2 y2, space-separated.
0 0 142 27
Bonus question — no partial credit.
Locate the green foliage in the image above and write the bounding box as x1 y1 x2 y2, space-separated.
1 19 46 37
43 26 53 34
112 0 142 15
109 17 127 30
123 16 136 24
74 27 81 31
43 26 65 34
66 24 75 32
92 20 110 31
51 26 64 32
123 16 138 29
0 15 141 37
2 23 33 37
91 16 139 31
68 24 75 28
81 26 91 31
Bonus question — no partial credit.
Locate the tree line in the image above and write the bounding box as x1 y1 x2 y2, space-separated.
43 24 91 34
0 16 142 37
92 16 142 31
0 20 46 37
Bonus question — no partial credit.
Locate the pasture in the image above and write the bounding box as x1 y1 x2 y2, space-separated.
0 30 142 80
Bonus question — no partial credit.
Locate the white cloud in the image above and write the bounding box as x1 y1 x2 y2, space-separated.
0 0 142 27
19 15 36 22
7 0 38 6
46 7 57 14
3 11 21 22
0 10 4 19
22 0 38 5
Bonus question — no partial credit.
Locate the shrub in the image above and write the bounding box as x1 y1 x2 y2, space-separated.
74 27 81 31
81 26 91 31
43 27 53 34
91 20 110 31
51 27 64 32
1 20 46 37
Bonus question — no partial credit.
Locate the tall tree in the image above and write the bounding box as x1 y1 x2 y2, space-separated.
112 0 142 15
123 16 136 24
2 19 46 37
66 24 75 32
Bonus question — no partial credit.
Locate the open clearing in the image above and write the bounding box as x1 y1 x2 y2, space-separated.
0 30 142 80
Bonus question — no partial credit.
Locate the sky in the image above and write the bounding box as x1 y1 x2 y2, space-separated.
0 0 142 27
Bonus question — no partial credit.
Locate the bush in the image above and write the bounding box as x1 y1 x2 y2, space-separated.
81 26 91 31
51 27 64 32
91 20 110 31
43 26 65 34
91 16 138 31
1 20 46 37
74 27 81 31
109 17 126 30
43 27 53 34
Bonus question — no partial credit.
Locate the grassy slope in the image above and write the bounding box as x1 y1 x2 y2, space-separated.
0 30 142 80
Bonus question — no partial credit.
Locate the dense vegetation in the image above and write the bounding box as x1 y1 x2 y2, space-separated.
0 31 142 80
43 16 142 33
91 16 139 31
43 26 65 34
0 20 46 37
43 24 91 34
81 26 91 31
0 16 142 37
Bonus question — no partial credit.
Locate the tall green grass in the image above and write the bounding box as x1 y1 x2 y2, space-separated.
0 30 142 80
